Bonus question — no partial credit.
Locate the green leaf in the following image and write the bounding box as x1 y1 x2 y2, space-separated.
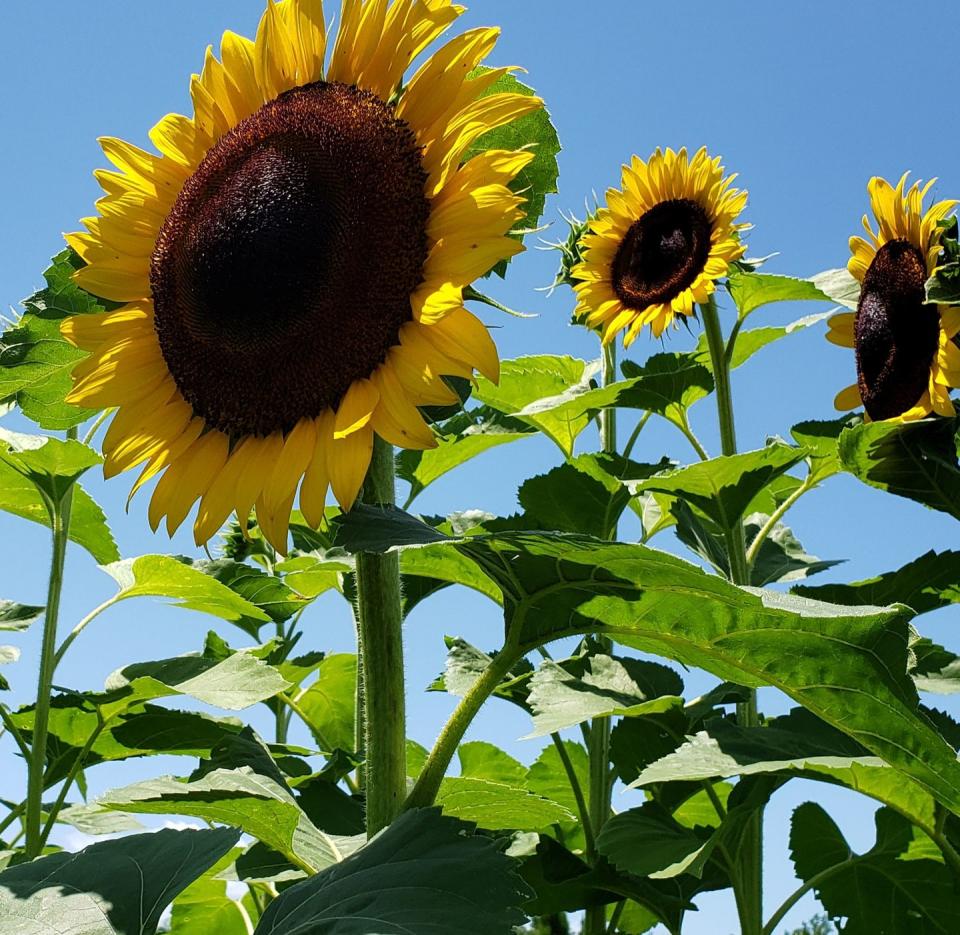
253 809 531 934
746 514 843 586
695 313 833 371
637 442 806 530
440 531 960 816
524 651 683 737
101 554 272 623
0 827 240 935
430 636 533 707
0 456 118 562
839 417 960 518
912 638 960 694
170 872 253 935
101 764 346 875
54 803 143 836
0 249 120 429
724 270 838 319
436 777 573 832
790 415 859 484
597 802 715 880
465 71 560 276
790 804 959 934
0 600 43 632
458 741 528 786
615 352 715 419
794 549 960 615
0 427 100 503
296 653 357 753
474 355 601 456
518 456 631 539
397 406 535 506
333 503 451 553
526 740 590 823
810 267 861 309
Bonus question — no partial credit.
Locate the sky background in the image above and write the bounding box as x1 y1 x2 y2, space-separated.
3 2 960 932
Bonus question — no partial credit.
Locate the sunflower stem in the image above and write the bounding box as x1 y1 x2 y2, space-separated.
24 426 77 859
584 340 618 935
354 434 406 837
701 295 763 935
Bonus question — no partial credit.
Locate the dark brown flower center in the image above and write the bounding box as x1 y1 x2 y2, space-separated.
854 238 939 420
150 81 429 438
611 198 712 310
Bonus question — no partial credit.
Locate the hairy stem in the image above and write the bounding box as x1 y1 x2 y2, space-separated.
405 644 522 811
24 428 77 858
701 296 762 934
354 435 406 837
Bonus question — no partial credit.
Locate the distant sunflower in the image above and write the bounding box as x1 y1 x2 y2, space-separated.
62 0 539 551
827 174 960 421
572 147 747 344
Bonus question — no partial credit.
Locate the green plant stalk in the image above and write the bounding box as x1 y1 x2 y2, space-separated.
745 472 815 568
584 341 619 935
24 427 78 858
355 434 407 837
700 296 762 935
551 732 595 857
404 643 522 810
761 857 852 935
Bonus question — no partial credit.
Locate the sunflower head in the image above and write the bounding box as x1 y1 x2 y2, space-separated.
827 173 960 422
571 146 747 345
60 0 543 553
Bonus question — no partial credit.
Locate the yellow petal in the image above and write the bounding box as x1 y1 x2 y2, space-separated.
300 409 336 528
418 307 499 382
329 423 373 510
370 364 437 449
834 383 862 412
334 378 380 439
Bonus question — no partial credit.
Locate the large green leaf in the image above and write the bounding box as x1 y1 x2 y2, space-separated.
169 858 253 935
296 653 357 753
0 249 119 429
457 741 528 786
839 417 960 518
912 638 960 694
465 71 560 276
636 442 806 530
435 777 573 832
789 804 958 934
794 549 960 615
524 651 683 737
0 827 240 935
100 555 272 623
253 809 531 934
0 457 118 562
473 355 601 455
397 407 535 506
101 766 344 875
724 269 852 319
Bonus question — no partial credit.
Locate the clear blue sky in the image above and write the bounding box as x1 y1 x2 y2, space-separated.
3 2 960 932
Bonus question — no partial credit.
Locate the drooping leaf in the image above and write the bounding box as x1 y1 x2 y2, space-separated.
253 809 532 934
0 600 44 632
0 827 240 935
100 764 345 875
100 554 272 623
465 71 560 276
839 417 960 518
397 406 535 506
0 457 119 562
794 549 960 615
789 804 959 934
333 503 451 553
745 513 843 586
636 442 806 530
0 249 119 429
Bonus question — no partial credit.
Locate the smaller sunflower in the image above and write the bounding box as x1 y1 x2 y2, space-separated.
828 174 960 421
572 146 747 344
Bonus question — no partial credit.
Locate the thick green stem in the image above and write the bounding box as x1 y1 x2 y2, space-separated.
355 435 406 837
700 296 762 935
24 429 77 858
405 644 522 811
584 342 618 935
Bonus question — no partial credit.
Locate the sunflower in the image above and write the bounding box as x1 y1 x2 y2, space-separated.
571 146 747 344
61 0 539 552
827 174 960 421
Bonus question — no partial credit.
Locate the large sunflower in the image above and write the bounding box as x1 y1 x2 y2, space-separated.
62 0 539 551
572 147 747 344
827 174 960 421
